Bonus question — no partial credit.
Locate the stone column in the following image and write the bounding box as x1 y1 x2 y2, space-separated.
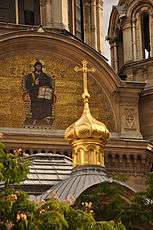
51 0 69 29
136 13 143 60
83 2 91 46
122 20 133 63
114 41 118 73
15 0 19 24
109 40 115 70
46 0 52 27
40 0 47 26
119 82 145 139
132 19 137 60
90 0 98 50
96 0 103 53
40 0 68 29
149 12 153 57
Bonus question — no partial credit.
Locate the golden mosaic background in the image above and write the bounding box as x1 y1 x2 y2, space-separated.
0 53 115 131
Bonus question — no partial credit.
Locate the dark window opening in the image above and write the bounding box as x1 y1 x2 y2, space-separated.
68 0 84 40
141 13 150 59
33 150 38 154
24 10 34 25
19 0 40 25
0 0 15 23
116 27 124 71
41 150 46 153
68 0 73 33
75 0 84 40
25 149 30 155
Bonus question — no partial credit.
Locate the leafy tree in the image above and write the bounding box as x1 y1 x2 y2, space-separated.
0 143 126 230
75 182 128 221
121 173 153 230
76 172 153 230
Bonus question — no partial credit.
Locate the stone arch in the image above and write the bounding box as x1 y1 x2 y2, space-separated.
107 7 125 73
126 0 153 18
108 0 153 66
127 0 153 60
0 30 121 131
108 7 119 40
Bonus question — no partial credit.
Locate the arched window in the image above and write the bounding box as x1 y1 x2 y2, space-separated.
18 0 40 25
68 0 84 40
141 12 151 59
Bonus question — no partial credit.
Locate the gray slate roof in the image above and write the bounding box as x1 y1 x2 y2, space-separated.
40 165 135 202
22 153 73 194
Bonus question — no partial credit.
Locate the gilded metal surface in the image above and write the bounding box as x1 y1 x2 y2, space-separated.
0 54 114 130
72 140 105 167
65 60 110 167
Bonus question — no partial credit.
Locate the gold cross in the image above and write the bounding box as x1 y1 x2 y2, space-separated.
74 60 96 98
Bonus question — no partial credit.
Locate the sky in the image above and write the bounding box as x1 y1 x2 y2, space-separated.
103 0 119 61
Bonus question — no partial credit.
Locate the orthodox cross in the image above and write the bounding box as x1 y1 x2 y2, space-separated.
74 60 96 99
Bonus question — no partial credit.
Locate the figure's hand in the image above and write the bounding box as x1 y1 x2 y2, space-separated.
35 79 39 85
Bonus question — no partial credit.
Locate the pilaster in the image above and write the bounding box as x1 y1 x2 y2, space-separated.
122 20 133 63
90 0 98 50
52 0 68 29
118 82 145 139
96 0 103 53
40 0 69 29
150 12 153 57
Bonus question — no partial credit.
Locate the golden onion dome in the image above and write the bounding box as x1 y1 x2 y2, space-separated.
65 60 110 167
65 97 110 144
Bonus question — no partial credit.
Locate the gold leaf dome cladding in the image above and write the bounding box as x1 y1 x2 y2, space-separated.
65 98 109 144
65 60 110 167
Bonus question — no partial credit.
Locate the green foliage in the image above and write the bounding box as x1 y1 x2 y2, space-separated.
0 145 30 189
120 173 153 229
0 143 126 230
76 182 127 221
75 174 153 229
1 140 153 229
91 221 126 230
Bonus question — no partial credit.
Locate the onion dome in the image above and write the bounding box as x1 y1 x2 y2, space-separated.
65 96 109 144
65 60 110 167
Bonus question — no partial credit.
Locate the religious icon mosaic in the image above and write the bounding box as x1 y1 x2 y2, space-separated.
22 60 56 128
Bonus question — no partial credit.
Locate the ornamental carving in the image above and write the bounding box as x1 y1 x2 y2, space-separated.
73 143 104 166
121 107 136 130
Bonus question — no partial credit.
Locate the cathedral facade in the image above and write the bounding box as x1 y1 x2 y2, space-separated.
0 0 153 195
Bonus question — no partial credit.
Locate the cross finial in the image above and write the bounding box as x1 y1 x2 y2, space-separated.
74 60 96 99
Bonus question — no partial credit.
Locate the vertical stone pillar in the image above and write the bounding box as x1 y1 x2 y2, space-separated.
132 19 137 60
90 0 98 50
122 20 133 63
15 0 19 24
40 0 47 26
51 0 68 29
40 0 68 29
119 82 145 139
45 0 52 27
136 14 143 60
96 0 103 53
114 41 118 73
109 40 115 70
83 1 91 46
149 12 153 57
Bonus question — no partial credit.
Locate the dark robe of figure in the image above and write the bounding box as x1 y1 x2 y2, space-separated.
24 61 53 120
